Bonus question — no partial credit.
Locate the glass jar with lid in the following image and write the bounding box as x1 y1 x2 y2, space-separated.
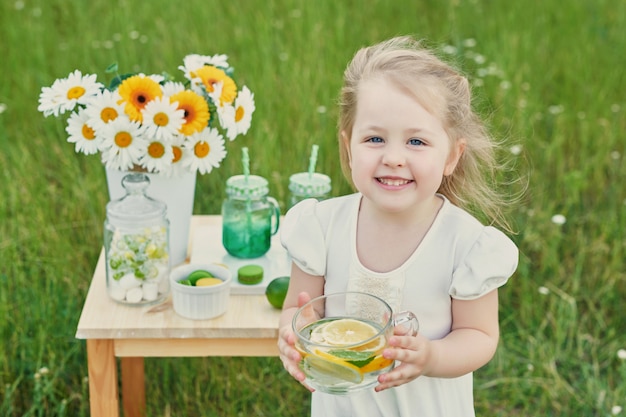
288 172 332 209
221 174 280 259
104 173 170 305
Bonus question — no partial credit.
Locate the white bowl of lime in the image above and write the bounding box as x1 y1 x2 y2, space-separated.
170 263 231 320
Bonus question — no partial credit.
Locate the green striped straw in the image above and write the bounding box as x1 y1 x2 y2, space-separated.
308 144 319 179
242 147 250 182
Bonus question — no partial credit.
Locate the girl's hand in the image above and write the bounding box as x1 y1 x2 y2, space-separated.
278 292 315 392
375 331 433 392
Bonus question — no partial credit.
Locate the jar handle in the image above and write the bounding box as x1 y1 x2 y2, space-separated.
267 197 281 235
392 311 419 336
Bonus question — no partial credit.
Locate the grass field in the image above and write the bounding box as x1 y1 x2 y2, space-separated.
1 0 625 415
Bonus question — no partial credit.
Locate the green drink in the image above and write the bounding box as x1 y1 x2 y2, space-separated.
222 209 273 258
221 175 280 259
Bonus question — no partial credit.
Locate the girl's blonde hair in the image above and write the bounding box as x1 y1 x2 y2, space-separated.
338 36 515 232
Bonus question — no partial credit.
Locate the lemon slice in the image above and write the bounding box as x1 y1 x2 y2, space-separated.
304 350 363 383
321 318 378 346
353 334 386 353
309 322 327 344
358 355 394 374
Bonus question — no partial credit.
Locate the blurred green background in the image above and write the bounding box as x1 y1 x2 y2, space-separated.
0 0 624 416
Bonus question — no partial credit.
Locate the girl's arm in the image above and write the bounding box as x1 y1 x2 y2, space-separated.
375 289 500 391
277 263 325 386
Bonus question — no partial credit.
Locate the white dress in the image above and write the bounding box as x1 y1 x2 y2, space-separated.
280 193 519 417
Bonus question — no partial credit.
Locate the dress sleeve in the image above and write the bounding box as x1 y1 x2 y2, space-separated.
280 199 327 276
449 227 519 300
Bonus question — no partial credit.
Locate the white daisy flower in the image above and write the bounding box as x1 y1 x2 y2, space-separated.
182 127 226 175
139 137 175 174
167 134 191 177
219 104 238 141
463 38 477 48
510 144 523 155
99 115 147 171
139 73 165 84
38 70 103 117
206 80 223 105
179 54 230 76
162 81 185 97
204 82 236 140
65 106 101 155
442 44 457 55
84 89 124 133
141 96 185 141
232 86 255 137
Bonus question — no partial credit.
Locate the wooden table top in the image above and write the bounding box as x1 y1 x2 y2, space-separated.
75 215 284 340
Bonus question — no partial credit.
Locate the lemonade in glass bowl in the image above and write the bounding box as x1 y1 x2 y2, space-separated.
292 292 418 395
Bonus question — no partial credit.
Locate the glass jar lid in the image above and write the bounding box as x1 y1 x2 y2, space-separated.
289 172 332 196
106 173 167 226
225 175 269 199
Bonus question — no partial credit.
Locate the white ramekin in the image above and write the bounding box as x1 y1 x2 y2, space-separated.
170 263 231 320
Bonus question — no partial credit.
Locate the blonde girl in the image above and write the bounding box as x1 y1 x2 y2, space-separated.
278 36 518 417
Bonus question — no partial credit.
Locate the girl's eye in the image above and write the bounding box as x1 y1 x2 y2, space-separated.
409 138 425 146
367 136 384 143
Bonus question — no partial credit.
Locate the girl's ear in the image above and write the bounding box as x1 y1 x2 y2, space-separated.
444 138 466 176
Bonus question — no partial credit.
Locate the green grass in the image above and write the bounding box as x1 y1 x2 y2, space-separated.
1 0 625 415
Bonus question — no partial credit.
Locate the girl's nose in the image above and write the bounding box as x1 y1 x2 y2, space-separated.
382 145 406 167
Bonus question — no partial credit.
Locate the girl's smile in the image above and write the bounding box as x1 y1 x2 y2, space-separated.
376 176 413 188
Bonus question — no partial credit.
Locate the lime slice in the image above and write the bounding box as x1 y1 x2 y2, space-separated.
303 351 363 383
195 277 223 287
321 318 378 346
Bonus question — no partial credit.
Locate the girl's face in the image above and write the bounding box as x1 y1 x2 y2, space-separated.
345 77 464 215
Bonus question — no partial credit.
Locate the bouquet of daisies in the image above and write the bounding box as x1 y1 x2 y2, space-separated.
38 54 255 176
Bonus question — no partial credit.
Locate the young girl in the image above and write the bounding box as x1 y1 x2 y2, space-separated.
278 36 519 417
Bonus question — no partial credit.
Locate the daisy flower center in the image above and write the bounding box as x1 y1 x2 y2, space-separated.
172 146 183 163
67 86 86 100
194 141 210 158
82 124 96 140
235 105 244 122
148 142 166 158
101 107 118 123
114 131 133 148
153 112 170 127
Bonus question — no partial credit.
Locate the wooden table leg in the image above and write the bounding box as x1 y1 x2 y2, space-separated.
87 339 119 417
121 357 146 417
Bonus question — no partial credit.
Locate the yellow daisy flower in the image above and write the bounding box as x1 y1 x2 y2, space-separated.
117 75 163 122
170 90 210 135
191 66 237 105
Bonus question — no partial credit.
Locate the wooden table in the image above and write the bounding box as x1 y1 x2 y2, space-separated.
75 215 284 417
